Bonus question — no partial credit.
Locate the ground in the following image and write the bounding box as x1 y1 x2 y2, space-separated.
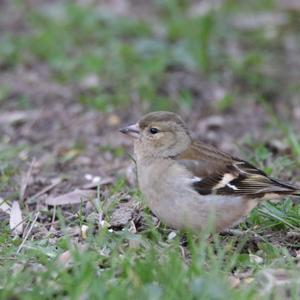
1 0 300 299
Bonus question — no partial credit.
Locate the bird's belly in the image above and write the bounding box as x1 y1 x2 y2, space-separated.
142 184 256 232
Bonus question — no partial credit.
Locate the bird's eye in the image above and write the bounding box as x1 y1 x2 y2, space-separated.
149 127 159 134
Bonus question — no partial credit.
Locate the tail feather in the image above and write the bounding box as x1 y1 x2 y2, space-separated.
267 178 300 197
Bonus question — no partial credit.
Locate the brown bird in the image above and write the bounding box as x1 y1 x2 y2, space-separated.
120 111 300 232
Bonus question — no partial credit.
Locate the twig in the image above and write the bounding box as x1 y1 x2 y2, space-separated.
51 205 57 225
20 159 36 202
42 214 76 227
49 205 57 232
17 212 40 254
221 229 247 236
10 214 31 234
27 178 62 204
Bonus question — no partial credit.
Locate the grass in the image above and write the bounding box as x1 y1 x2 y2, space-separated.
1 0 297 111
0 240 233 299
1 178 300 299
0 217 262 299
1 0 300 299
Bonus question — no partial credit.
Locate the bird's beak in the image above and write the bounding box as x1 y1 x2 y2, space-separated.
119 123 140 139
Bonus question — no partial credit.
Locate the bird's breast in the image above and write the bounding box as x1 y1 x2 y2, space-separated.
137 159 193 201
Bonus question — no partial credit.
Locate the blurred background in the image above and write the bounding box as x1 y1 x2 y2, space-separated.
1 2 300 298
0 0 300 193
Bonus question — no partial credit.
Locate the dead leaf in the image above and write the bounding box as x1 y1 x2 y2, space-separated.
0 198 11 214
10 201 23 235
81 177 114 190
45 189 96 206
28 177 62 203
20 159 36 202
0 110 39 125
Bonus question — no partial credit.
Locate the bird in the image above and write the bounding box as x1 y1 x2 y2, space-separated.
120 111 300 232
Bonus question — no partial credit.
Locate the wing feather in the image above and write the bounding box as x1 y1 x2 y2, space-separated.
176 141 300 199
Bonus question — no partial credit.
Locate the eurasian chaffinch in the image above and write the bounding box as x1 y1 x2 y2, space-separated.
120 111 300 232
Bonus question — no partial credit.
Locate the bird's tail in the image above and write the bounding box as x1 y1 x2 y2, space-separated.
267 178 300 198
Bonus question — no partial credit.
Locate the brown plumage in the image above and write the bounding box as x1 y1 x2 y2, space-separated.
120 111 300 232
177 141 300 198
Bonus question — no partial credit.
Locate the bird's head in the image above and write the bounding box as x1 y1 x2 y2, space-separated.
120 111 191 159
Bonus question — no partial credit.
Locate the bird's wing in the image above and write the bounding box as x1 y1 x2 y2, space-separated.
176 141 300 198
